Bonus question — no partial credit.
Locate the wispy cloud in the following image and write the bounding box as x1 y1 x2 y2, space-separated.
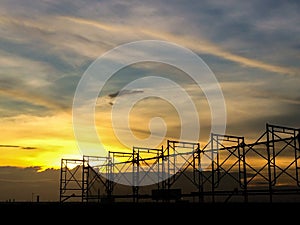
61 16 298 76
0 145 37 150
60 16 120 32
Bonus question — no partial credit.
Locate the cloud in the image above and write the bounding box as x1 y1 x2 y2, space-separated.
108 89 144 98
21 147 37 150
0 145 20 148
0 0 298 122
0 145 37 149
0 166 59 201
1 0 299 65
0 87 63 113
60 16 120 32
60 16 298 76
219 80 300 140
106 90 144 106
93 89 143 107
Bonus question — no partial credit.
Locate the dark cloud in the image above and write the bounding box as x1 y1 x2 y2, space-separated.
108 89 144 99
106 89 144 106
0 145 20 148
0 166 59 201
0 145 37 150
21 147 37 150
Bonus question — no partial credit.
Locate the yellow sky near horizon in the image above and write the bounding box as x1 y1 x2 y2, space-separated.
0 112 79 170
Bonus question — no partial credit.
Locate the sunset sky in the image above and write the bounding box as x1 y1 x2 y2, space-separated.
0 0 299 201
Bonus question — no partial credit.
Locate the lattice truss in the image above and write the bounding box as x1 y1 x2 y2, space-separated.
60 124 300 203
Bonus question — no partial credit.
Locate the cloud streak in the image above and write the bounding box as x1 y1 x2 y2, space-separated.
0 145 20 148
0 145 37 150
62 16 298 76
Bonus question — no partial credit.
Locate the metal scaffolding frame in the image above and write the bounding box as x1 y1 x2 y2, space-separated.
209 133 246 202
60 123 300 203
60 159 84 202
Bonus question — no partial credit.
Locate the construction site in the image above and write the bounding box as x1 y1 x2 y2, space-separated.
60 123 300 204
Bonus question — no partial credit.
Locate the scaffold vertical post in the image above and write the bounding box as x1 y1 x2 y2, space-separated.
296 130 300 187
211 133 215 203
59 159 64 203
167 140 170 191
239 137 247 202
197 143 204 202
132 149 139 203
266 123 273 202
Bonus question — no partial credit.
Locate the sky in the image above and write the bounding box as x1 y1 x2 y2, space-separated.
0 0 299 201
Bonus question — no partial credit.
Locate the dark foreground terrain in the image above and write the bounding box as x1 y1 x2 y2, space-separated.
0 201 298 222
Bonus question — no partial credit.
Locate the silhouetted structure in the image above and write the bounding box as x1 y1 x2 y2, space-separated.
60 123 300 203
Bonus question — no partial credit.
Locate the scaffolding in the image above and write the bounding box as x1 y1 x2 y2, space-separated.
60 123 300 203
